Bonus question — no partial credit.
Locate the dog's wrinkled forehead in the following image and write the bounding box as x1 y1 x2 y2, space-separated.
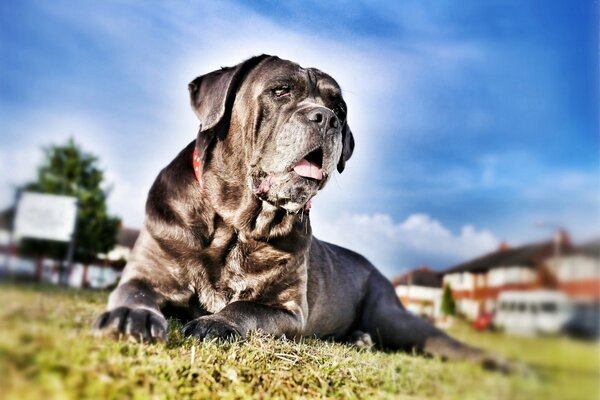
243 58 343 99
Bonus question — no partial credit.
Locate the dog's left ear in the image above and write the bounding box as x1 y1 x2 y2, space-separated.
337 124 355 173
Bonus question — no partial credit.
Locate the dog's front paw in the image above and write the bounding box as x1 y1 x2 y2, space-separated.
347 330 374 349
93 307 167 342
181 316 241 342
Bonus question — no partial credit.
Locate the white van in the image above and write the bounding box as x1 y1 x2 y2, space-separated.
494 290 571 336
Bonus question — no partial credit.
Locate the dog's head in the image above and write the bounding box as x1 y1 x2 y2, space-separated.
188 55 354 214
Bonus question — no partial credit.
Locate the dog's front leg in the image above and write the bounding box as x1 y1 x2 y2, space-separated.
181 301 305 341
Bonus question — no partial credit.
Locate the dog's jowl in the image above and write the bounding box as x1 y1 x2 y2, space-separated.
93 55 506 370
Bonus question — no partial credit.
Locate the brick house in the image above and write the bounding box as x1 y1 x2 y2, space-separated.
392 266 442 320
441 232 600 320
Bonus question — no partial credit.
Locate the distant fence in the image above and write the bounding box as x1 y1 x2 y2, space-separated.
1 254 120 289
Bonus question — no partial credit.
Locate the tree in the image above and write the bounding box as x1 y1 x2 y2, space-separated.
440 283 456 317
20 139 120 283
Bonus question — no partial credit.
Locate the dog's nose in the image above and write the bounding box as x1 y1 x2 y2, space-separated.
307 108 339 130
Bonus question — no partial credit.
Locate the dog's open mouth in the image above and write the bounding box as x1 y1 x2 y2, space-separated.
292 147 323 181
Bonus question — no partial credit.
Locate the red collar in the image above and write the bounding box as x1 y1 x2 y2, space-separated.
192 147 204 189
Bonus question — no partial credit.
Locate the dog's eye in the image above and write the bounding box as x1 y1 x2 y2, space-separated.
273 86 291 97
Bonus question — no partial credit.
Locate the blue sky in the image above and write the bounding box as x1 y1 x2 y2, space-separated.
1 0 598 276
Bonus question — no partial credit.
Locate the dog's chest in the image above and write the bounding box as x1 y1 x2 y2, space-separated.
195 236 293 314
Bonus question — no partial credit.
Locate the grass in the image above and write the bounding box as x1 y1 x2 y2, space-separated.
0 283 598 399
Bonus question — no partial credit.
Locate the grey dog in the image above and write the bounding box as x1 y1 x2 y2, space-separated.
94 55 504 369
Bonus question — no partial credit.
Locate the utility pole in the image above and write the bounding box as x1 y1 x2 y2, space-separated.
2 189 20 273
60 199 79 286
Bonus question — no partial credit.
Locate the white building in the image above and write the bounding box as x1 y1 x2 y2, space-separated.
441 233 600 337
392 266 442 320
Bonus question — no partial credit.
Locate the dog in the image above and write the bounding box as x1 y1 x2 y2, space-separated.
94 54 504 369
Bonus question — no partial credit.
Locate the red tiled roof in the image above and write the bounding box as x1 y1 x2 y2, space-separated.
117 227 139 249
442 239 575 274
392 267 442 288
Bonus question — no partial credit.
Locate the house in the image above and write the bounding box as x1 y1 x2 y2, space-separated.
392 266 442 320
98 226 140 266
546 239 600 302
442 231 600 321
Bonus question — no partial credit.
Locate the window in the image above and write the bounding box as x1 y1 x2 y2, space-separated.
541 303 557 313
530 304 538 315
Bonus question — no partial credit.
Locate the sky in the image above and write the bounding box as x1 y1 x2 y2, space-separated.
1 0 598 277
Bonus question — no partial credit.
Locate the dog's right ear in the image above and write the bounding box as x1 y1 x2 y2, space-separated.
188 54 271 137
188 55 271 180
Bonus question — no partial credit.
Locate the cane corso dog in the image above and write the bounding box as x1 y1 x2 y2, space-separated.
94 55 504 369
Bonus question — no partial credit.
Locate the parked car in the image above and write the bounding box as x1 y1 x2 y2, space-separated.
472 312 494 331
562 302 600 340
494 290 571 336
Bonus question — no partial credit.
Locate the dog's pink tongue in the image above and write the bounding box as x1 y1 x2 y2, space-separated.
293 159 323 180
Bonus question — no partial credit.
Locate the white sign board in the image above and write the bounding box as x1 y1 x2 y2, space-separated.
14 192 78 242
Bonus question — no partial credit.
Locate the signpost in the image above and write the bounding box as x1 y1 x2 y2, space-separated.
12 192 78 283
14 192 78 242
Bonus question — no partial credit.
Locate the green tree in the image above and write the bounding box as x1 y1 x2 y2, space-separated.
440 283 456 316
20 139 120 271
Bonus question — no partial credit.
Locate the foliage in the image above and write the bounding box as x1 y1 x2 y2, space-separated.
19 139 120 264
440 282 456 316
0 283 598 400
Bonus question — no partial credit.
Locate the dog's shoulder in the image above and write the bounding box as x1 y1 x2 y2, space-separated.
310 237 375 272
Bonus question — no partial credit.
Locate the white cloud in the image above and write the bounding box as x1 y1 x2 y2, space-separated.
310 211 499 277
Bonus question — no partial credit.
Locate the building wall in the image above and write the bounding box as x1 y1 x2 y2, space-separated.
443 272 474 291
103 244 131 262
550 255 600 300
395 285 440 302
487 267 537 287
444 254 600 320
456 299 479 320
0 229 9 246
548 254 600 279
444 267 539 319
395 285 442 319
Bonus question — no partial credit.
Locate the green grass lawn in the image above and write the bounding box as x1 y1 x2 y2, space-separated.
0 283 598 400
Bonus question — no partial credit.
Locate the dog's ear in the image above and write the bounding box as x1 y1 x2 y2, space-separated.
188 55 271 178
188 54 270 136
337 123 355 173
